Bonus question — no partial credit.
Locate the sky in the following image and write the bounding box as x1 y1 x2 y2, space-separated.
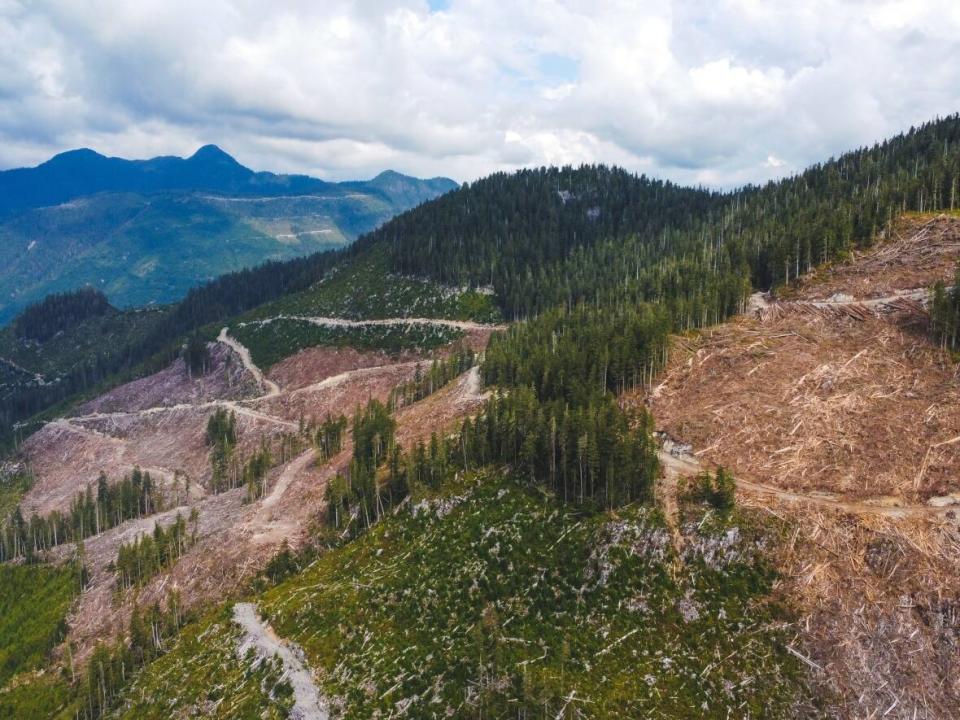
1 0 959 187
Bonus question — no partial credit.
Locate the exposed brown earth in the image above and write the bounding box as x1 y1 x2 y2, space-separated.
643 215 960 719
785 214 960 301
20 323 495 662
267 345 416 392
648 215 960 504
649 311 960 503
77 344 255 415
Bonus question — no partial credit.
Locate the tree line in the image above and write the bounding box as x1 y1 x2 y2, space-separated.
114 511 198 590
355 115 960 325
388 345 477 410
0 468 161 562
75 592 189 719
13 288 113 342
930 261 960 351
2 245 346 443
323 305 665 537
8 116 960 443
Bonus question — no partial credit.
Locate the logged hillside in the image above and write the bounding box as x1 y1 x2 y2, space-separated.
116 472 814 718
5 117 959 443
642 213 960 718
4 118 960 719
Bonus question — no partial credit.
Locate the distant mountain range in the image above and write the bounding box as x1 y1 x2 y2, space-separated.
0 146 456 323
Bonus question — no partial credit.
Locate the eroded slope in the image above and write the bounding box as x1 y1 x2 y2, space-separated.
644 214 960 719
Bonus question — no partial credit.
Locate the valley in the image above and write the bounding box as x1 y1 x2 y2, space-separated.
0 147 457 324
2 118 960 719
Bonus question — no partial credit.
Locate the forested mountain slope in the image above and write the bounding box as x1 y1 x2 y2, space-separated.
3 117 960 719
0 146 456 323
360 116 960 320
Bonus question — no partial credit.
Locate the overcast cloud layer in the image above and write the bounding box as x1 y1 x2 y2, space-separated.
1 0 959 186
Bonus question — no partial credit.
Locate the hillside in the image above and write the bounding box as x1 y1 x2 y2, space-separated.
2 118 960 719
0 146 456 323
115 472 813 718
642 213 960 717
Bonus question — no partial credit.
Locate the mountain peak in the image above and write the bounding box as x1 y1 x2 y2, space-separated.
43 148 106 167
189 144 239 164
372 169 407 181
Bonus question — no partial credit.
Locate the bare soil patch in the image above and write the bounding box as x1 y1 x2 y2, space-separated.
267 345 413 392
747 494 960 719
77 344 256 415
787 214 960 301
647 312 960 503
642 214 960 718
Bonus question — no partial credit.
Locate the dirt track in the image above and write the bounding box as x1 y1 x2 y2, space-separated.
218 326 280 396
233 602 328 720
658 440 959 519
22 319 494 660
238 314 506 333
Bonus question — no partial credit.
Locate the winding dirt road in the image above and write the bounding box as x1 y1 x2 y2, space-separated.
238 314 506 333
658 439 959 519
218 327 280 397
233 602 328 720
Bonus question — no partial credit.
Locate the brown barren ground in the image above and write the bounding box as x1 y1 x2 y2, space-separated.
22 324 494 661
644 215 960 719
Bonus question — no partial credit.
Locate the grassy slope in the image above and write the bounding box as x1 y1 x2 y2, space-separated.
0 564 78 687
0 672 77 720
112 608 292 720
243 248 501 322
119 472 812 718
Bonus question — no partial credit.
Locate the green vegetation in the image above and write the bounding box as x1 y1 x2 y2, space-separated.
0 145 456 325
230 318 462 369
1 468 162 562
363 116 960 322
13 288 113 342
217 248 498 368
0 590 192 720
207 408 238 494
0 304 168 436
388 345 477 409
0 563 80 686
930 261 960 350
324 303 664 536
314 413 348 462
183 332 211 376
680 468 737 515
0 470 31 520
112 608 292 720
6 117 959 447
115 512 197 590
257 472 809 717
0 672 76 720
244 248 501 323
205 409 312 498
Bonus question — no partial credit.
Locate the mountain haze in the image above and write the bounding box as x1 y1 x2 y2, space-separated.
2 117 960 720
0 148 456 323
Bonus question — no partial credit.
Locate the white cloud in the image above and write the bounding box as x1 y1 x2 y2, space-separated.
0 0 957 187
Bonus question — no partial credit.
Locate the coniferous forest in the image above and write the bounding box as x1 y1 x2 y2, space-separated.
0 469 160 562
4 117 960 444
361 116 960 322
2 113 960 720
